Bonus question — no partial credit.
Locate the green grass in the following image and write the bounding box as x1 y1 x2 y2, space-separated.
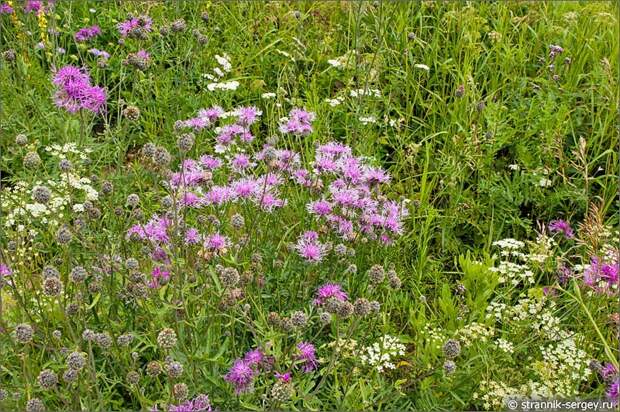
0 1 618 411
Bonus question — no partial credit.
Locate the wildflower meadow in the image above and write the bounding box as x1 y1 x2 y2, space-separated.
0 1 618 411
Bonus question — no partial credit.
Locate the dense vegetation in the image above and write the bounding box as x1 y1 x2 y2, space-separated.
0 1 618 411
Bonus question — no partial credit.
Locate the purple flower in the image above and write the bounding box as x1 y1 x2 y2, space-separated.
89 48 110 60
184 228 201 245
0 2 13 14
224 359 256 394
118 15 152 38
24 0 42 13
549 44 564 59
52 66 106 114
295 231 328 263
0 263 11 277
200 155 222 170
149 266 170 288
607 378 619 405
601 363 618 381
204 233 229 252
235 106 262 127
313 283 348 306
296 342 318 372
306 199 332 216
231 153 252 172
549 219 574 239
279 108 315 136
582 257 619 294
169 394 212 412
75 25 101 42
274 372 291 383
53 65 90 87
243 349 264 367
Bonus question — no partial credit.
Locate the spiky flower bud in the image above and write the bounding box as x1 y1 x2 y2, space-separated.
70 266 87 283
291 311 308 328
443 360 457 375
42 277 63 296
157 328 177 349
126 370 140 385
146 361 162 377
122 105 140 121
26 398 46 412
23 151 42 169
66 351 87 370
32 185 51 204
367 264 385 285
173 383 188 400
62 368 79 383
442 339 461 359
37 369 58 389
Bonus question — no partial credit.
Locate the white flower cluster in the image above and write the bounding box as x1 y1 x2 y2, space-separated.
359 115 377 125
456 322 494 346
204 54 238 91
324 96 344 107
2 172 98 235
45 142 92 161
526 234 555 264
495 338 514 354
490 261 535 285
326 50 356 70
359 335 406 373
534 337 592 396
474 380 525 410
349 88 382 98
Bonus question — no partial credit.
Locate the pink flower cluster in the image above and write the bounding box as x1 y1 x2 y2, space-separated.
224 348 269 394
118 15 152 38
168 394 212 412
52 65 106 114
298 142 405 244
74 25 101 42
295 231 329 263
548 219 574 239
313 283 348 306
279 108 315 136
296 342 318 372
0 2 13 14
582 256 619 295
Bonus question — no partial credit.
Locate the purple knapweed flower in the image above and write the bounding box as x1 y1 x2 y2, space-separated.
279 108 315 136
549 219 574 239
224 359 256 394
0 2 13 14
234 106 262 127
169 394 212 412
296 342 318 372
118 15 152 38
274 372 291 383
24 0 42 13
203 233 229 253
295 231 329 263
75 25 101 42
313 283 348 306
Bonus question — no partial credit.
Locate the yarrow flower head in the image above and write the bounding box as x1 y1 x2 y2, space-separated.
313 283 348 306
